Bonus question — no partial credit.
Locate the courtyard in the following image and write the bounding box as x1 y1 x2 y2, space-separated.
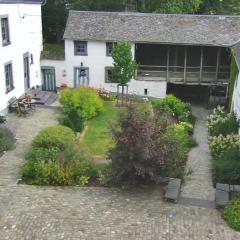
0 105 239 239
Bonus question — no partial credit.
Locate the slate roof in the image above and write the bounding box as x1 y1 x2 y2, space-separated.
0 0 42 4
64 11 240 47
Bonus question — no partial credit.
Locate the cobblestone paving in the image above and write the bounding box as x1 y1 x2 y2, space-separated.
181 106 215 201
0 106 240 240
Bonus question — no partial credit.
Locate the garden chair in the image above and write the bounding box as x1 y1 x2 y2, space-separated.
17 102 31 116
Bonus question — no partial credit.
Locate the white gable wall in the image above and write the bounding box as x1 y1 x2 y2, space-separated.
0 3 42 114
232 72 240 120
41 40 167 98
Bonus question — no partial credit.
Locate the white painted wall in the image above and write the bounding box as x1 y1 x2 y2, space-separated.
232 72 240 119
41 40 167 98
0 3 42 114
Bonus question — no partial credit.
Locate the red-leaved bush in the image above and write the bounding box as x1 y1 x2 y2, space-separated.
108 102 182 185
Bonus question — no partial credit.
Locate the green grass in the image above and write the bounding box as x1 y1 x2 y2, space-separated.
80 101 119 157
42 43 64 58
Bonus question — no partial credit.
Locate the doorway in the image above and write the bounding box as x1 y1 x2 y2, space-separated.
42 67 56 91
74 67 89 87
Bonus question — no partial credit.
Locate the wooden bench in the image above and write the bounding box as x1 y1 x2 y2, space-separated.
165 178 181 203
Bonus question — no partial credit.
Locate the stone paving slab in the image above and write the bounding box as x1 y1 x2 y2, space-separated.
181 106 215 201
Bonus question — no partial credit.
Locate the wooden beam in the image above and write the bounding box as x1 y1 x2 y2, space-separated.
166 45 170 82
200 47 203 84
184 46 187 83
215 47 221 83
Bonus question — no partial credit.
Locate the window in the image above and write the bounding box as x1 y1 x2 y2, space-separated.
106 42 113 56
144 89 148 96
105 67 114 83
1 17 10 46
5 63 14 93
74 41 88 56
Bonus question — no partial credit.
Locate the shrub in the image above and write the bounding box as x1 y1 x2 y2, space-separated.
60 109 85 132
0 127 15 154
209 134 240 159
32 125 75 150
151 95 191 123
108 102 184 185
59 87 103 132
60 86 103 120
215 151 240 184
22 144 99 186
224 199 240 231
166 122 193 161
207 106 239 137
213 148 240 185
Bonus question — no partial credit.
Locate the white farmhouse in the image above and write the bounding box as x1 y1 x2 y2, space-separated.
0 0 43 115
41 11 240 100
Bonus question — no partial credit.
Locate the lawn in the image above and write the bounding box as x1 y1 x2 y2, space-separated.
80 101 119 158
42 43 65 59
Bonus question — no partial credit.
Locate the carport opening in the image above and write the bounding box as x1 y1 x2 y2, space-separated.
167 83 210 104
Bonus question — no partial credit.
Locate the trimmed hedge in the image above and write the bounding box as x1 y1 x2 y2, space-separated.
32 125 75 150
59 86 103 132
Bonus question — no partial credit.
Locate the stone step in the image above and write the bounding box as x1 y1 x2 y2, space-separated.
165 178 181 203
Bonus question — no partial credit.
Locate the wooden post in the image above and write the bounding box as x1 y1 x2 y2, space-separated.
200 47 203 84
216 47 221 83
184 46 187 83
174 46 178 71
166 45 170 82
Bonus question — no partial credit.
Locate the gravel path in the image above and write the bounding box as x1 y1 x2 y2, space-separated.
181 105 215 201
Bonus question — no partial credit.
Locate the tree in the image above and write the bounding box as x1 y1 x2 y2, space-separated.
42 0 68 43
200 0 240 14
112 42 138 105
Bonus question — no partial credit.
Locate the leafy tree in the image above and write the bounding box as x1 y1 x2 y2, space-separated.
200 0 240 14
112 42 138 104
42 0 68 43
69 0 123 11
136 0 202 13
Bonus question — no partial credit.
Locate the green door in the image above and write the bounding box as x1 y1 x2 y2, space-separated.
42 67 56 91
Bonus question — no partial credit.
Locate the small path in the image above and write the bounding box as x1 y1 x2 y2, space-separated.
181 105 215 201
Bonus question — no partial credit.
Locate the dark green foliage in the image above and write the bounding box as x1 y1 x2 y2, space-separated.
213 148 240 185
60 109 85 132
224 199 240 231
200 0 240 14
0 127 14 154
42 0 68 43
108 102 186 185
152 95 192 123
32 125 75 150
